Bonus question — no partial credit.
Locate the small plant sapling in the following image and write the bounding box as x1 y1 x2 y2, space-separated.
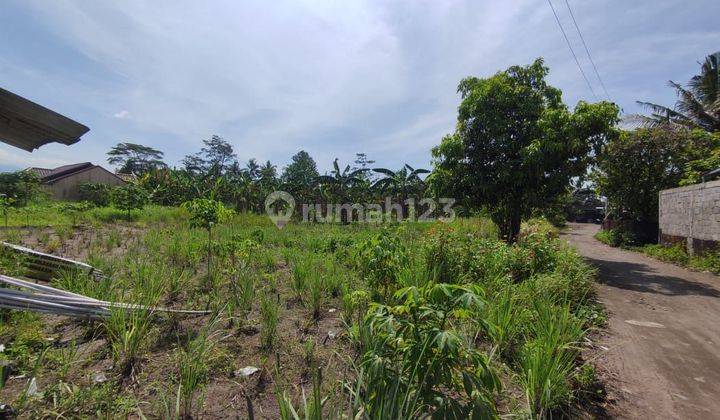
59 201 93 226
0 194 14 228
181 198 232 294
111 184 149 218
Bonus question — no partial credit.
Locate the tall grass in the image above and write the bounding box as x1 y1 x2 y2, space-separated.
260 292 280 350
1 205 603 418
484 288 524 359
228 263 256 326
104 259 165 377
276 365 325 420
177 316 221 418
105 306 155 378
291 255 311 301
307 275 324 320
520 300 584 417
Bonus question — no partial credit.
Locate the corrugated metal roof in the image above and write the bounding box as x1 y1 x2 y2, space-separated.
27 167 53 178
41 162 94 182
27 162 125 185
0 87 89 152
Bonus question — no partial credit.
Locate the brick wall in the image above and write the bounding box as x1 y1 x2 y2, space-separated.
659 179 720 255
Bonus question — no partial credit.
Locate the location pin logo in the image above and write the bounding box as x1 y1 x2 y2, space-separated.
265 191 295 229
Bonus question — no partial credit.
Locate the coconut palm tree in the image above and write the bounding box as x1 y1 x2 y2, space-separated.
245 158 261 180
636 52 720 132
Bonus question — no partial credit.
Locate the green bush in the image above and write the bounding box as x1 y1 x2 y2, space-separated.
78 183 112 206
642 244 720 274
641 244 689 265
111 184 149 215
354 228 408 300
355 283 501 418
595 228 639 247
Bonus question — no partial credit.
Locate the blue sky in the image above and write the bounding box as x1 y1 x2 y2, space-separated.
1 0 717 173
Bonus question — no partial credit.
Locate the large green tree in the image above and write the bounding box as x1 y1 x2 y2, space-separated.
594 128 716 226
107 142 166 175
182 135 237 175
281 150 319 205
637 52 720 132
431 58 619 242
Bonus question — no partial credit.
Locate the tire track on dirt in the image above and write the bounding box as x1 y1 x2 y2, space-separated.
563 223 720 419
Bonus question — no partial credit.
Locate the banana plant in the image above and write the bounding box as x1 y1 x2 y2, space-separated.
315 158 368 204
372 164 429 195
372 164 429 216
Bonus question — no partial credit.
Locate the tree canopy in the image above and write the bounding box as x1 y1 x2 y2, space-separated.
431 58 619 242
281 150 319 205
107 142 166 175
594 128 717 225
183 135 237 175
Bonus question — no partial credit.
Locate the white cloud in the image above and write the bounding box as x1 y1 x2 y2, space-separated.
113 110 129 119
2 0 719 171
0 145 71 170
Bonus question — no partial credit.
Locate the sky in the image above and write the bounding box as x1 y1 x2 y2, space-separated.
0 0 718 173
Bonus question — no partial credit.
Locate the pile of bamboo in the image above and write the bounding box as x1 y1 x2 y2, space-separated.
0 274 209 319
0 242 209 319
2 241 102 281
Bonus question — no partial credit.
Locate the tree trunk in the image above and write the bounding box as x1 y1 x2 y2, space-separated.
507 210 522 244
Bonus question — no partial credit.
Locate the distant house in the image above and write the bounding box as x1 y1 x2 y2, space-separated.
27 162 125 201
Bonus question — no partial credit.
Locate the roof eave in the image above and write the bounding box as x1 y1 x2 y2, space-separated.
0 87 89 152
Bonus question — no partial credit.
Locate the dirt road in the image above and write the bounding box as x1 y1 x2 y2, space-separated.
562 223 720 419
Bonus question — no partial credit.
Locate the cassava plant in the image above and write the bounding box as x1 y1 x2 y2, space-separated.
355 283 501 418
355 229 408 301
181 198 232 291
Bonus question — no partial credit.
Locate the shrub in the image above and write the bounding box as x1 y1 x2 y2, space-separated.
354 283 501 418
422 226 469 283
111 184 149 216
182 198 232 288
641 244 689 265
355 229 408 300
182 198 231 231
595 228 639 248
57 201 94 225
642 244 720 274
78 183 112 206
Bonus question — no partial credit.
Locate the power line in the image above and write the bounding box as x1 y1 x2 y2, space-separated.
546 0 598 101
563 0 612 101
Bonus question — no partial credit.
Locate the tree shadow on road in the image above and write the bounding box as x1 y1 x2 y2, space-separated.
585 257 720 297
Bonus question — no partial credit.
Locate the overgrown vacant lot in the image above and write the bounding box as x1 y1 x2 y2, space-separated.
0 206 604 418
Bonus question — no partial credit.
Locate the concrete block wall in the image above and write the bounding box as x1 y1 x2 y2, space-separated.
659 179 720 255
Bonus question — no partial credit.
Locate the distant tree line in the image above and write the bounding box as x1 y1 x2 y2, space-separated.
3 54 715 245
103 135 430 217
